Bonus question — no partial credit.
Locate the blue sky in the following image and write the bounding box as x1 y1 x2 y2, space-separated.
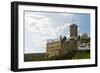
24 11 90 53
75 14 90 36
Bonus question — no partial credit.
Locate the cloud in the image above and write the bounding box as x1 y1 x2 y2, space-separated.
25 14 53 34
25 12 72 53
25 12 70 37
66 31 70 38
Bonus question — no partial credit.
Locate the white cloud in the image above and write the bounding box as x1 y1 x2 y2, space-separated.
25 12 70 37
25 12 71 53
66 31 70 38
25 13 54 34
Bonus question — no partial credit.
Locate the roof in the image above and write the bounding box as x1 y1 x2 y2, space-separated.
78 47 90 50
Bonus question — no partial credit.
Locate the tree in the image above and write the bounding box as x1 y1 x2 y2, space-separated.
80 33 89 44
62 36 67 42
81 33 88 39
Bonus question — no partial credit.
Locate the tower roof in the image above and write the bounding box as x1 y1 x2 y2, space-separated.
70 23 77 27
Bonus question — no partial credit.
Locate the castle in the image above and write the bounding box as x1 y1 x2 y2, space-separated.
46 21 78 58
24 18 91 62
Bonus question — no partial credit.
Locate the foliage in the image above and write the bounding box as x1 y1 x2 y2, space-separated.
80 33 90 43
24 50 90 62
72 50 90 59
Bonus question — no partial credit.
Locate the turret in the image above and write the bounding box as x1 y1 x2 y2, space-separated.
70 16 78 40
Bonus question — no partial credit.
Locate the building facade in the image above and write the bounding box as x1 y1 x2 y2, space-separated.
46 23 78 58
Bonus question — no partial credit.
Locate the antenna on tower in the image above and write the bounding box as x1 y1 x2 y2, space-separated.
72 15 76 24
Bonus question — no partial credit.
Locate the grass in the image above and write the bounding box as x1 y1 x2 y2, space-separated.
24 50 90 62
24 53 46 62
72 50 90 59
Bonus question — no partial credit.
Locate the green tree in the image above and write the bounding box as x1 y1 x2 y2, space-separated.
80 33 90 45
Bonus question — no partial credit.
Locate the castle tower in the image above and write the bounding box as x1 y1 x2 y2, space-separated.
69 16 78 51
70 16 78 39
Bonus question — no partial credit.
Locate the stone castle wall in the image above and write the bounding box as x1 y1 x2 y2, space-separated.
46 39 78 58
46 23 78 58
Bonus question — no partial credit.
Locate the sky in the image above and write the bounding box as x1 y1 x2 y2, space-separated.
24 11 90 54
